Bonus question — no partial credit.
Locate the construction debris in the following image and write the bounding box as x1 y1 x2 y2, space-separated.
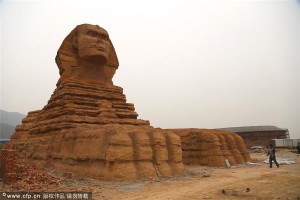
264 159 296 165
250 146 265 153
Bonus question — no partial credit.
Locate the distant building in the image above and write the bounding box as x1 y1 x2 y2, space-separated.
272 139 300 148
0 139 10 144
0 139 10 149
218 126 289 148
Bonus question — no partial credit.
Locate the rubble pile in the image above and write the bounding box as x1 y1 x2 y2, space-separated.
0 152 58 191
15 159 58 190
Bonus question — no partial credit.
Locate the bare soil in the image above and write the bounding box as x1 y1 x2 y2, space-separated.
1 149 300 200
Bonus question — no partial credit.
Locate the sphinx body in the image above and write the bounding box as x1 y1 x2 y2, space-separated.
5 24 250 180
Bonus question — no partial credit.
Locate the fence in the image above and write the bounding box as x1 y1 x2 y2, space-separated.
272 139 300 148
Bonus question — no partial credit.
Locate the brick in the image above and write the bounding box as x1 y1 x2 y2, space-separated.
0 149 18 183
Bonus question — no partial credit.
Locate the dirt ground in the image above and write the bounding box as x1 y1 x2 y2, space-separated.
1 149 300 200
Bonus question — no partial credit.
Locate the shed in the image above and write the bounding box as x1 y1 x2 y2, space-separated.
217 126 289 148
272 139 300 148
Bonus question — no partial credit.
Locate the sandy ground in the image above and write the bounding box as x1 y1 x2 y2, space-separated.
1 149 300 200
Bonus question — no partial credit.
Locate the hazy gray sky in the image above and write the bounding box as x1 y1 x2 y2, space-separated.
1 0 299 138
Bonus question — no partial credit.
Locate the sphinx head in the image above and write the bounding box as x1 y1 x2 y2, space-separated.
56 24 119 85
74 25 111 64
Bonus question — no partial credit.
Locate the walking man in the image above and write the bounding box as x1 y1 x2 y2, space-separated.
267 144 279 168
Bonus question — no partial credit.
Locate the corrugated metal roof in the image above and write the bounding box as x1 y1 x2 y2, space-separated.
217 126 288 133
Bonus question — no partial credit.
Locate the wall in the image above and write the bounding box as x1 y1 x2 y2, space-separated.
237 131 287 148
0 149 18 184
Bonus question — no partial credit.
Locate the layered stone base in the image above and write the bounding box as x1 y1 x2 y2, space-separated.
5 80 250 179
6 125 184 180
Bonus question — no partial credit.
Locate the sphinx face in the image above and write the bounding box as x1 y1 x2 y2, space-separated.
75 25 111 64
57 24 118 85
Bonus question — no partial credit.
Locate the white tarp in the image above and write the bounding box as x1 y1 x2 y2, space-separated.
264 158 296 165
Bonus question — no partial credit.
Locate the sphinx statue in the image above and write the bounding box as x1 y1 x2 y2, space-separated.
5 24 250 181
5 24 185 180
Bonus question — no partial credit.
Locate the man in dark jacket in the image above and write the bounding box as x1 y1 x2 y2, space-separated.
267 144 279 168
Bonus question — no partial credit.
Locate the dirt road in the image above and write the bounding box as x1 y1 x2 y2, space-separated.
1 149 300 200
59 149 300 200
